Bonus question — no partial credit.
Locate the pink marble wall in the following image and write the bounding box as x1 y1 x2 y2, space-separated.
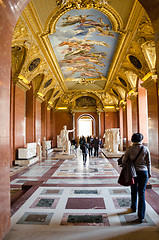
126 98 132 145
0 1 30 238
46 109 51 140
50 109 56 147
14 85 26 159
104 112 119 130
26 88 35 143
147 82 159 166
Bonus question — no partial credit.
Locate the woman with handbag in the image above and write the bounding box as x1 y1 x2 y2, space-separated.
122 133 151 223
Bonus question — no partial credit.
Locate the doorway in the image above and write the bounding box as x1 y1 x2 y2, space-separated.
78 114 95 137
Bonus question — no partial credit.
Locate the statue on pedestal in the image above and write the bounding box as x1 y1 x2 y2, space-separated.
42 137 46 157
37 139 42 161
60 125 75 154
57 135 62 148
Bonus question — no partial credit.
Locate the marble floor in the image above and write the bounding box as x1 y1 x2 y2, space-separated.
4 149 159 240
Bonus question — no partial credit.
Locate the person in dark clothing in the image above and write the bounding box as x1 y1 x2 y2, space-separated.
81 142 88 165
79 136 86 150
99 138 103 148
122 133 151 223
88 139 93 156
93 136 99 157
87 136 90 143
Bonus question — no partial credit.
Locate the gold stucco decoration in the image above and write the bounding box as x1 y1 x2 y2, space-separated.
125 70 138 89
141 41 156 72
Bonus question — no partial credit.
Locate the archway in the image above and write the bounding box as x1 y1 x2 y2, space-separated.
77 114 95 138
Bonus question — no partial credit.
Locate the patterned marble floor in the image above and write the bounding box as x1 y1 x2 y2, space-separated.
5 149 159 240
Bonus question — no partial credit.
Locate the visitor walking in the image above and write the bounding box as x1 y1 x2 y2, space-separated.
93 136 99 157
122 133 151 223
81 142 88 166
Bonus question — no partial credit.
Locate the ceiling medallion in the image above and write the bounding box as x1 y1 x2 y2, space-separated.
28 58 41 72
76 78 95 85
129 55 142 70
56 0 109 9
44 79 52 88
118 77 127 87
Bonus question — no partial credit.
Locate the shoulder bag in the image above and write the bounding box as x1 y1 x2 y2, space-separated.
118 146 143 186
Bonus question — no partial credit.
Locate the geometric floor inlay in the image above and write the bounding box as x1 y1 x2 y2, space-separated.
113 197 131 208
30 197 59 209
118 213 156 226
74 190 98 194
109 189 130 195
16 212 54 225
61 213 110 226
36 199 54 207
65 198 106 209
40 189 63 195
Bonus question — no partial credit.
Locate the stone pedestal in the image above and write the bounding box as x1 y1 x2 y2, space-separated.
42 140 53 157
18 143 37 159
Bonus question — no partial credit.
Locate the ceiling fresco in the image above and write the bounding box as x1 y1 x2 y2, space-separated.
11 0 156 112
49 9 119 84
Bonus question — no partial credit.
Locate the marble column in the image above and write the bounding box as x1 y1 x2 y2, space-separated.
119 106 124 151
141 75 159 167
0 1 30 239
126 97 133 146
98 112 101 138
41 102 47 140
72 113 75 139
138 79 148 143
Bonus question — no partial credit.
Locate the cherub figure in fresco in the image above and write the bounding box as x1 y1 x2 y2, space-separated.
61 14 93 27
96 26 116 38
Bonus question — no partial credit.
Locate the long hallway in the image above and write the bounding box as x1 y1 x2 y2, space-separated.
4 149 159 240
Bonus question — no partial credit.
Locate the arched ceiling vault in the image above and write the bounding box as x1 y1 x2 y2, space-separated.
11 0 156 113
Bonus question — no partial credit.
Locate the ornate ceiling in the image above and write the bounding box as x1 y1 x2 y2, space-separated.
11 0 156 113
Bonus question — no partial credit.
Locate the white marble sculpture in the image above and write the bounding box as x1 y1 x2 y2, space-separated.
103 128 120 153
18 142 37 159
37 139 42 161
60 125 75 154
42 137 46 157
57 135 62 148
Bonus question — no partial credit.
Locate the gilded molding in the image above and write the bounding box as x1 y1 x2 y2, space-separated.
125 70 138 89
104 1 144 92
119 100 126 108
141 41 156 71
45 0 123 34
15 79 31 92
36 94 45 103
127 90 138 101
141 75 157 89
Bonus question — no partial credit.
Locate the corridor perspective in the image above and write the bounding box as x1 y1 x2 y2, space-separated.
1 0 159 239
4 150 159 240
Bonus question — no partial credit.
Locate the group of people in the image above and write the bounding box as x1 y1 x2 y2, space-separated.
79 135 103 165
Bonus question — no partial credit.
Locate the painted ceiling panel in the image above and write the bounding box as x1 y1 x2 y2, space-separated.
49 9 119 84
